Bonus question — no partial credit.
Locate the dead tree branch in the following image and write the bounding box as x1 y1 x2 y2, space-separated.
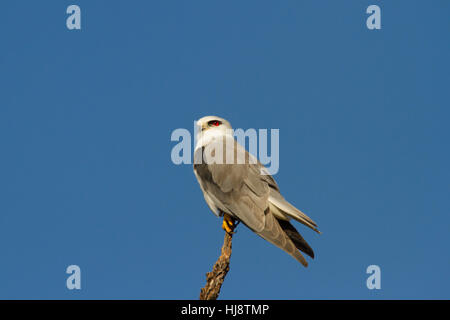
199 231 234 300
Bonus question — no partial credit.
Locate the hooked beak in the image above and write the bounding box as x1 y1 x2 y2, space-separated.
196 121 208 131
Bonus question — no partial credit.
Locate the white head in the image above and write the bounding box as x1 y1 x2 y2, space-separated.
195 115 233 149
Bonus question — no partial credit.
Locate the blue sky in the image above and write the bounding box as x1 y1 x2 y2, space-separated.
0 1 449 299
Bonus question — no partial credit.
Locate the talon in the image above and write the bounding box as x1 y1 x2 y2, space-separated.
222 213 236 234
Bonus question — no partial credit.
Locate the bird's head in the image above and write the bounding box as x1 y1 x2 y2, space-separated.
196 115 232 134
195 116 233 149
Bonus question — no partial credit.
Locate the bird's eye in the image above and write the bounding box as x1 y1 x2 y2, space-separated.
208 120 221 127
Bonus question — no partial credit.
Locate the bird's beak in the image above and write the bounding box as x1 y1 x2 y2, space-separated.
195 120 206 132
197 122 208 131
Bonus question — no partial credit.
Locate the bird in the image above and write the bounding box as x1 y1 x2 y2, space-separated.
193 115 320 267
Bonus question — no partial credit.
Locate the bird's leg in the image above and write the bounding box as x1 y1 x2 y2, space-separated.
222 213 237 234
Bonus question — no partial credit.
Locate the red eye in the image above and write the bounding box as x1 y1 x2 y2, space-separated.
208 120 221 127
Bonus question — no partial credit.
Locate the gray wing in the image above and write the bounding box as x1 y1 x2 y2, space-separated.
193 136 309 266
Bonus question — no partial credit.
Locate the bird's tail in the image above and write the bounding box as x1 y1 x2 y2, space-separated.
277 219 315 259
256 210 309 267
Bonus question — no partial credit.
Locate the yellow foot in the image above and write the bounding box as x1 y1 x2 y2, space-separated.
222 213 236 234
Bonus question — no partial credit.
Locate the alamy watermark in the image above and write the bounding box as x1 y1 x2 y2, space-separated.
66 265 81 290
366 265 381 290
170 122 280 175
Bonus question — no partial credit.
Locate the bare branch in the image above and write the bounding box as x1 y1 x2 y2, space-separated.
199 231 234 300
